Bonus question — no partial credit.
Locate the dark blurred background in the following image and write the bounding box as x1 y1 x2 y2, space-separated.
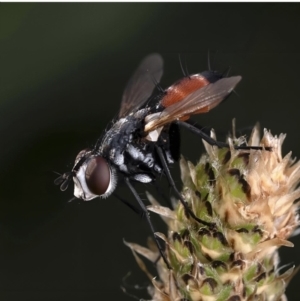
1 3 300 301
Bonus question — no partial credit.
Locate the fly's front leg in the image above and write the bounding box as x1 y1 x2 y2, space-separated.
113 193 143 217
125 178 171 270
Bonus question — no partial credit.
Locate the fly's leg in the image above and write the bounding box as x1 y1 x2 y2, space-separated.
113 193 143 217
178 120 228 147
177 120 272 151
125 177 172 270
155 145 216 228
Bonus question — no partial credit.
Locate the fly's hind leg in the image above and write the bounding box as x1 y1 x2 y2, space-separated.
178 120 272 151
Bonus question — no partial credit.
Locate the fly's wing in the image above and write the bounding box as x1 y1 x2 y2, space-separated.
118 53 164 118
145 76 242 132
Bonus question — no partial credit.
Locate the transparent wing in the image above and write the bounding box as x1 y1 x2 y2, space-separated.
145 76 242 132
118 53 164 118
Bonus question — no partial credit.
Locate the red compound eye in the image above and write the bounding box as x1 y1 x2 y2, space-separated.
85 156 110 196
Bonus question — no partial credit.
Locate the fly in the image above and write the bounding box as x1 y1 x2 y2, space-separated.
55 54 269 269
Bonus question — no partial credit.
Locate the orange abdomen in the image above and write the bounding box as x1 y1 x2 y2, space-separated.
161 74 210 107
161 74 210 120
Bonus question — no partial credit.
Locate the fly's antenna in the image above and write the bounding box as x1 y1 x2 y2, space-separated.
54 171 75 191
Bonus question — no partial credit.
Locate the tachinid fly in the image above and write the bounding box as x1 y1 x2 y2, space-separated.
55 54 263 268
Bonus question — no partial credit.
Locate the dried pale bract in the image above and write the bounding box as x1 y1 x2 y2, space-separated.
126 125 300 301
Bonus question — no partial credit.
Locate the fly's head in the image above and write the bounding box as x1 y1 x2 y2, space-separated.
55 149 117 201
